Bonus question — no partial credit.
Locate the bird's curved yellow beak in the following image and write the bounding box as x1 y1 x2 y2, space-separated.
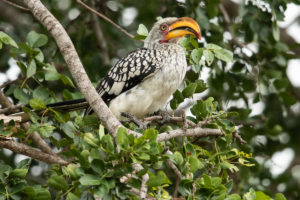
165 17 201 41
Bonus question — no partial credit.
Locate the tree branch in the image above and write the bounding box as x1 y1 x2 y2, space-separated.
132 163 149 200
89 0 110 66
76 0 135 39
0 0 29 11
143 115 196 127
0 140 68 165
157 127 224 142
0 104 23 114
23 0 124 138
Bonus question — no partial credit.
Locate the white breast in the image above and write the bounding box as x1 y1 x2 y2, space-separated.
109 44 187 119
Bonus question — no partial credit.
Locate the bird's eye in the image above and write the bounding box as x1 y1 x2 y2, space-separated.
160 24 168 31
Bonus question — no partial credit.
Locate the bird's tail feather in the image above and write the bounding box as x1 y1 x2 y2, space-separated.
8 98 89 122
46 98 88 111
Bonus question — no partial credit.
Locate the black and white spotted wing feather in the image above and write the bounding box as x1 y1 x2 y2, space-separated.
85 48 165 115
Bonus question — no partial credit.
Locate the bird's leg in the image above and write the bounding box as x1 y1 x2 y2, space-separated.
121 112 147 129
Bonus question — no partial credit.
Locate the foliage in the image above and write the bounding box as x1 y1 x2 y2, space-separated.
0 0 300 199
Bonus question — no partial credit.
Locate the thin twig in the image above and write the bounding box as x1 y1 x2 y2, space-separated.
76 0 135 39
0 0 29 11
0 77 24 89
89 0 110 66
166 151 183 179
232 125 246 144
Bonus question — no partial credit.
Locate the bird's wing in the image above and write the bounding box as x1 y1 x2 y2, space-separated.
85 48 165 115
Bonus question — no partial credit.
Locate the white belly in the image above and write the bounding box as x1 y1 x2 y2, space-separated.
109 47 186 119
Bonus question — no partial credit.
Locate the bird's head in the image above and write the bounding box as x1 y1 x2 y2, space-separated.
144 17 201 49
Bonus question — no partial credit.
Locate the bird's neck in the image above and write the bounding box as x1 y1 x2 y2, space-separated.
144 42 181 50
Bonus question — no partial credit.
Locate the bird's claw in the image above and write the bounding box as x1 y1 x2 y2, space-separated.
158 110 171 124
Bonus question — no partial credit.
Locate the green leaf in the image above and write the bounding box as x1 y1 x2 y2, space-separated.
191 48 203 64
13 88 30 104
49 108 67 123
255 191 271 200
203 174 212 188
182 83 197 98
272 21 280 41
173 90 184 102
138 153 150 160
214 49 233 63
0 31 18 48
29 98 46 110
47 174 68 191
206 43 222 50
27 59 37 77
66 164 80 179
143 128 158 141
60 74 75 88
220 161 239 173
60 122 76 138
275 193 286 200
243 188 256 200
9 168 28 179
137 24 148 36
45 64 60 81
173 151 184 165
79 174 102 186
279 91 297 105
39 125 55 138
146 171 171 187
195 80 207 93
33 187 51 200
134 35 147 40
225 194 241 200
101 135 115 152
16 158 31 169
35 48 44 62
91 160 104 176
66 192 80 200
84 132 99 147
116 127 129 148
26 31 48 48
203 49 214 66
33 86 49 101
188 156 203 173
274 78 289 90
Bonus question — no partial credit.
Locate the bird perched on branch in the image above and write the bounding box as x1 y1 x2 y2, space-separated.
14 17 201 121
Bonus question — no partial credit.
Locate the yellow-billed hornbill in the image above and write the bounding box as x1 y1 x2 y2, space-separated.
17 17 201 120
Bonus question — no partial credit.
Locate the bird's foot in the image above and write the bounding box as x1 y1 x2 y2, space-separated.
157 110 172 124
121 112 147 129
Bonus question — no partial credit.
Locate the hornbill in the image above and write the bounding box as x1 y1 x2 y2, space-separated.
13 17 201 120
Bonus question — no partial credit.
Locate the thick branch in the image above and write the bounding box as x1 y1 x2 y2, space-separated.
157 127 224 142
0 91 15 109
23 0 123 137
0 140 68 165
22 122 58 155
0 104 23 114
